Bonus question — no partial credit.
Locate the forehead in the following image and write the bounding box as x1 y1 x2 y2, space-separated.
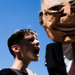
24 33 37 39
44 0 74 9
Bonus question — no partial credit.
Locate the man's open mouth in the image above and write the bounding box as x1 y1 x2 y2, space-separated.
57 27 75 32
33 47 40 55
34 49 39 55
53 26 75 32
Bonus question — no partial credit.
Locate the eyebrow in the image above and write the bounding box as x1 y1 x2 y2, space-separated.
68 0 74 2
47 1 63 8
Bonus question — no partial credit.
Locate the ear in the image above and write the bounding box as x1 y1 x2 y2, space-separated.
39 11 47 27
39 11 44 25
11 45 21 53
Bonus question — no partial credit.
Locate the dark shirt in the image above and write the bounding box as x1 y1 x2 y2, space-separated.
0 68 28 75
45 43 67 75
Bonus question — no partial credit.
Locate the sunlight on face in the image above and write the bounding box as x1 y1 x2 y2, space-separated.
40 0 75 42
20 33 40 61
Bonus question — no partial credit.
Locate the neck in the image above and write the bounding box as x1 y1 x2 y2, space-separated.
11 57 31 72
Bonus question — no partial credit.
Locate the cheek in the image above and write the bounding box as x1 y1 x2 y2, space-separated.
21 45 32 55
43 15 54 27
20 45 28 54
43 14 60 28
20 48 29 59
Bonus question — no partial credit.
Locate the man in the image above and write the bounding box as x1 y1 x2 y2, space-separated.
39 0 75 75
0 29 40 75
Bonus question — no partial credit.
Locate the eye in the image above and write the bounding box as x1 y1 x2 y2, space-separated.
48 4 64 12
69 0 74 4
39 11 43 17
71 2 75 13
71 3 75 6
28 38 34 42
49 6 62 11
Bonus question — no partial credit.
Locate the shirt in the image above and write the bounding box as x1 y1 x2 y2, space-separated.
0 68 37 75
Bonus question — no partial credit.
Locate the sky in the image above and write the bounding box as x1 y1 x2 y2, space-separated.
0 0 53 75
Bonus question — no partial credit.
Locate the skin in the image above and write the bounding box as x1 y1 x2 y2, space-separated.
11 33 40 72
40 0 75 43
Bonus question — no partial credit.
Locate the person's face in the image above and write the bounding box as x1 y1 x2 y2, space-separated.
20 33 40 62
40 0 75 43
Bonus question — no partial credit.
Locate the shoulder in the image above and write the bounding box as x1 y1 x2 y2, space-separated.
0 68 17 75
47 42 62 47
0 68 12 75
27 68 37 75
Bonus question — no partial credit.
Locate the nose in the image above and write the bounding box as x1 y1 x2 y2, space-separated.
63 4 71 16
33 39 40 46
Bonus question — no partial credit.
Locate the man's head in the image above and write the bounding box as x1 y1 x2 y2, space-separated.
40 0 75 43
8 29 40 61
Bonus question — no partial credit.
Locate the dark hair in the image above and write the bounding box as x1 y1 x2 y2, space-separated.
8 29 37 57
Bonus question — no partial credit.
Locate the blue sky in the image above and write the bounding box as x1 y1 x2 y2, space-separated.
0 0 53 75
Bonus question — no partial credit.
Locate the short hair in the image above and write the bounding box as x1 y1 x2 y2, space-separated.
8 29 37 57
41 0 44 14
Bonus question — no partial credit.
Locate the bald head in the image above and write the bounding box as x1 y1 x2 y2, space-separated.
41 0 74 12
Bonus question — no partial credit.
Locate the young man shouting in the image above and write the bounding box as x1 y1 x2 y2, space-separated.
0 29 40 75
